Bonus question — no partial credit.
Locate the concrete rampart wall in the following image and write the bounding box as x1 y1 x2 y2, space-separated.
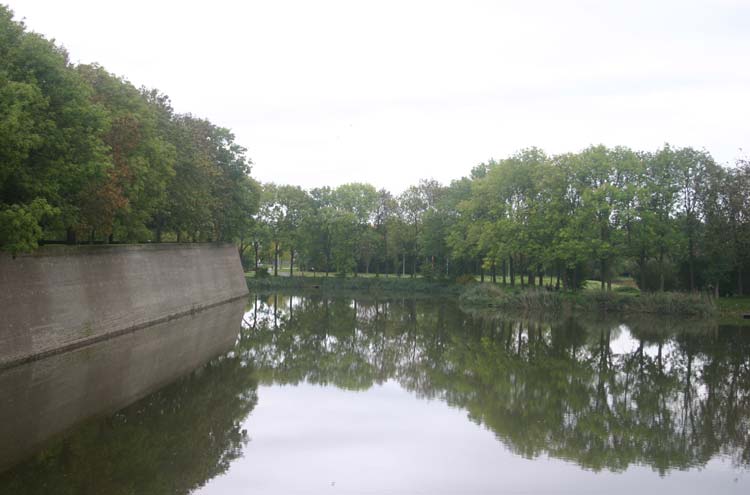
0 243 248 368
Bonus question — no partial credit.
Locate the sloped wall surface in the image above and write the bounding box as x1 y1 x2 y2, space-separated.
0 243 248 368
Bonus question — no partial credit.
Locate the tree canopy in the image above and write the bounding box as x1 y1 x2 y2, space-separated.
0 6 259 254
249 147 749 296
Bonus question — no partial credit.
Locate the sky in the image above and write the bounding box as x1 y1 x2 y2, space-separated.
6 0 750 192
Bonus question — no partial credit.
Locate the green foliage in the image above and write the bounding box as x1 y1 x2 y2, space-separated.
254 266 270 278
0 6 259 253
459 284 716 317
455 274 477 285
613 285 640 294
242 142 748 300
246 273 460 295
0 199 58 255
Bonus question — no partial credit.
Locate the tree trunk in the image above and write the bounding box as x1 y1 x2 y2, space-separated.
480 262 484 283
689 235 695 292
659 250 665 292
509 256 515 287
66 227 77 244
290 249 295 277
274 242 279 277
639 250 646 292
273 294 278 329
555 267 561 290
538 269 543 288
383 231 388 278
502 259 507 286
738 268 743 296
254 243 259 270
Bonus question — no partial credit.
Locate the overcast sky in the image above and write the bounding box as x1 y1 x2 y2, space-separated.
7 0 750 192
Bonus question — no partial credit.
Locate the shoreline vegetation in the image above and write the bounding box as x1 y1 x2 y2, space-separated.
245 272 461 295
458 283 717 318
246 273 749 323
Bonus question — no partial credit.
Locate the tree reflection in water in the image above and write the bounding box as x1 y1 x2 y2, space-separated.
243 293 750 474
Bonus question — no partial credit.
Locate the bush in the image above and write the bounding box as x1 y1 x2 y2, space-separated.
614 286 640 294
0 199 58 256
460 284 716 318
254 267 270 278
459 285 563 313
455 274 477 285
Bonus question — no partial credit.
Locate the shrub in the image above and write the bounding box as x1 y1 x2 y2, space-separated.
455 274 477 285
614 286 640 294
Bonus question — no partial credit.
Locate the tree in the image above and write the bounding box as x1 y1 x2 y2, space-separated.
0 6 109 251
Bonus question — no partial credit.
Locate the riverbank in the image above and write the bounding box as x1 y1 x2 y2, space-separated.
245 274 460 295
459 284 718 318
246 275 750 321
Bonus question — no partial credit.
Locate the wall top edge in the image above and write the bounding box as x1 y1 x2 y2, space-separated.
0 243 238 259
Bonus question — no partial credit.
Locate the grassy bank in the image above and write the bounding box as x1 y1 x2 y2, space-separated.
245 274 460 295
246 274 750 321
716 296 750 325
459 284 718 318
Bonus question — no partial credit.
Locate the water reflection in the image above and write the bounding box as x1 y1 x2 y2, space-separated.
1 293 748 493
243 293 750 474
0 299 256 493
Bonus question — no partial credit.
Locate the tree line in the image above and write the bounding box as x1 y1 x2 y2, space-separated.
2 6 749 296
0 6 259 255
250 146 749 296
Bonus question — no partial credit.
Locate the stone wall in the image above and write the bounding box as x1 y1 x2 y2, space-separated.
0 243 248 368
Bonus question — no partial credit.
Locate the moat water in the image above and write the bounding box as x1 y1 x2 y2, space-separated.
1 293 748 494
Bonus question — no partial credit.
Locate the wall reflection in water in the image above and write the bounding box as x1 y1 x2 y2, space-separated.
0 298 249 480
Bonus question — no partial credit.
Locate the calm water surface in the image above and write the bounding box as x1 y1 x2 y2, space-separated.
1 293 749 494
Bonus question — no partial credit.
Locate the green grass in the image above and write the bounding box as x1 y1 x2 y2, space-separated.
716 296 750 325
245 273 459 295
246 273 748 320
582 278 638 291
245 269 423 279
459 284 717 318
